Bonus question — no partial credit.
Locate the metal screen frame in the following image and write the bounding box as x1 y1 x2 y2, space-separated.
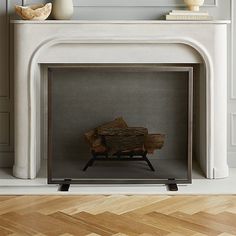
47 64 193 185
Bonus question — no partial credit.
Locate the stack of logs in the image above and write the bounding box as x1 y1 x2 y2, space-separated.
84 117 165 155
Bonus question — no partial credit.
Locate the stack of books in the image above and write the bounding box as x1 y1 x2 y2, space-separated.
166 10 212 21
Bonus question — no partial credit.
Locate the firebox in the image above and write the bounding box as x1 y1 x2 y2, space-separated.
47 64 193 190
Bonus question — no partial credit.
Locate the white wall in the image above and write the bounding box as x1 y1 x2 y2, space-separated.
0 0 235 167
228 1 236 167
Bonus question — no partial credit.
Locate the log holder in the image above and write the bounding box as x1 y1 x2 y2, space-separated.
83 150 155 172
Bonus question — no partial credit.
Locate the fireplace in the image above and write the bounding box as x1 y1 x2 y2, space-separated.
47 65 193 184
12 20 229 180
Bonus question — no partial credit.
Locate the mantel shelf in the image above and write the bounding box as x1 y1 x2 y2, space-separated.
11 20 231 24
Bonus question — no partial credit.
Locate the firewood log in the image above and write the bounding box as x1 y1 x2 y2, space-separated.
144 134 165 154
84 117 165 155
84 117 128 153
98 127 148 136
96 117 128 130
98 127 148 154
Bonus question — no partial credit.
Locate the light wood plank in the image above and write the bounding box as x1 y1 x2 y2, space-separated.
0 195 235 235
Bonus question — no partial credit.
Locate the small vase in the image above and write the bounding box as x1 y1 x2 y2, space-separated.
184 0 205 11
52 0 74 20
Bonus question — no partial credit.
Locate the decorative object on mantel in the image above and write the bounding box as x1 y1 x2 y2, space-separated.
184 0 205 11
83 117 165 172
52 0 74 20
165 0 212 21
15 3 52 20
166 10 212 21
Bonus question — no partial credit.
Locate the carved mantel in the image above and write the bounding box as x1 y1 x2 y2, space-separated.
12 20 230 179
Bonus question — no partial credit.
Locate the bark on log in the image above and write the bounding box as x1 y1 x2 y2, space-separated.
96 117 128 130
98 127 148 154
84 117 128 153
98 127 148 136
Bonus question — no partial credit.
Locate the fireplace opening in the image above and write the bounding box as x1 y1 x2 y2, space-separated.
46 64 196 184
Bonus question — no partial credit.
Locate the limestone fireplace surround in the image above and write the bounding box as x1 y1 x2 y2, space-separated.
12 20 229 180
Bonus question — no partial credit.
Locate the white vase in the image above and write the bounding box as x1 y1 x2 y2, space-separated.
184 0 205 11
52 0 74 20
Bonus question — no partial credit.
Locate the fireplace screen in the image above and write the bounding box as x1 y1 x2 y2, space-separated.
48 65 193 184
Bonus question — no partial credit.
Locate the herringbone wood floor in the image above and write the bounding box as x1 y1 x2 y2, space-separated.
0 196 236 235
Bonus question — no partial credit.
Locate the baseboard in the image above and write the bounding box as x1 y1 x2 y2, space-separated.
228 152 236 167
0 152 14 167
